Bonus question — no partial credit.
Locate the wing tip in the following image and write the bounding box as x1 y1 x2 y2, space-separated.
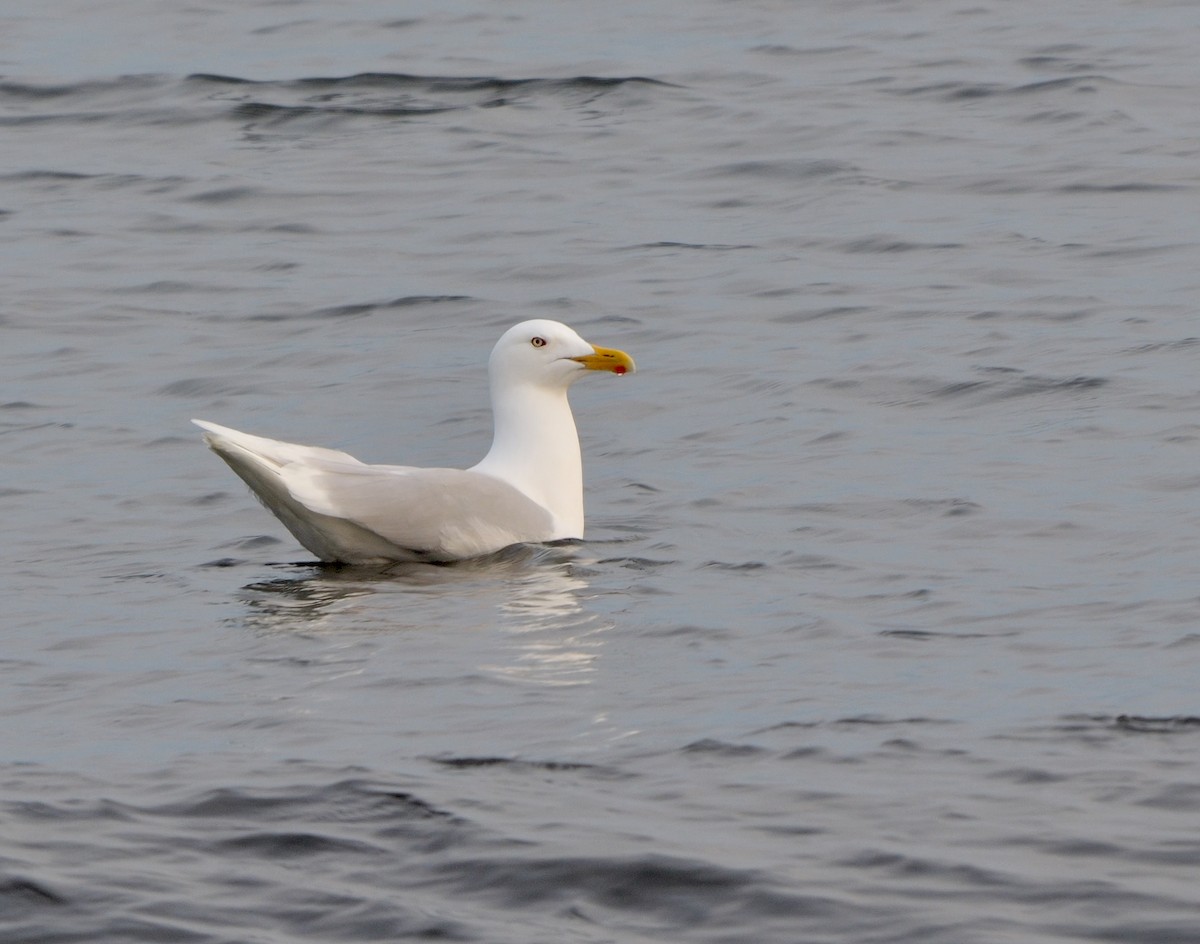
191 418 226 447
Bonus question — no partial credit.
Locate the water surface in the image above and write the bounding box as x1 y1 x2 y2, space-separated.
4 1 1200 941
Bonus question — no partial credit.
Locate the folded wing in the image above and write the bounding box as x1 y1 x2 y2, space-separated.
193 420 554 562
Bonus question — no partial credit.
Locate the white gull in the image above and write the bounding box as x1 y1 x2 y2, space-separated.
193 319 635 563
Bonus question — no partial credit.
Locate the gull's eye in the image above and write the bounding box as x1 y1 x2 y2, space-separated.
530 336 547 348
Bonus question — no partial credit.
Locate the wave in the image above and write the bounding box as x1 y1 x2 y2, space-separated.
0 71 676 132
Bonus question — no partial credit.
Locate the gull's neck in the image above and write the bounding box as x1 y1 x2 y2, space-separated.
470 379 584 538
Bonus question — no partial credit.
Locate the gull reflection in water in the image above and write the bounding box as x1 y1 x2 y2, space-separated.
482 549 609 687
235 543 610 686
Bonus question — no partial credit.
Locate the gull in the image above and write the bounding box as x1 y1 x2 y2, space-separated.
193 319 635 563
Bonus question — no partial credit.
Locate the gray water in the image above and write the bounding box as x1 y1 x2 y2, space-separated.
4 1 1200 941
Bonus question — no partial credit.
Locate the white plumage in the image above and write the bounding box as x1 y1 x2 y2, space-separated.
194 319 634 563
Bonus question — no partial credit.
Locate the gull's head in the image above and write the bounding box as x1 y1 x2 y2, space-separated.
489 319 636 391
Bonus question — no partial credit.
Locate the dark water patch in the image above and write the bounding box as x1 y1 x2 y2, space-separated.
195 72 674 125
595 556 676 570
832 715 953 726
790 498 980 520
96 174 188 192
1 169 93 182
778 553 850 571
1114 715 1200 734
779 746 827 761
806 429 848 444
773 305 873 323
987 374 1107 399
878 738 926 752
750 717 954 737
1018 54 1101 72
620 241 757 251
955 177 1043 195
936 499 981 516
932 380 991 398
186 491 230 507
879 629 1017 641
1011 76 1108 95
639 624 735 641
839 235 963 253
1018 715 1200 744
0 109 193 131
891 74 1111 101
839 849 1014 888
975 306 1100 322
183 185 261 203
102 571 191 587
225 535 284 549
1124 337 1200 354
0 75 169 100
1084 922 1200 944
128 280 193 294
156 377 261 397
748 720 820 733
728 376 796 396
988 767 1070 785
750 44 862 57
0 877 66 906
214 830 380 859
9 796 137 824
0 172 188 197
956 178 1186 197
245 295 474 322
146 780 462 827
702 159 856 180
891 81 1007 101
0 81 92 100
1137 783 1200 812
0 421 74 437
431 852 839 923
1058 182 1188 194
232 101 459 123
1039 839 1123 859
142 434 196 448
123 279 247 295
1143 471 1200 491
1126 844 1200 868
187 74 258 85
201 557 242 568
311 295 474 319
261 223 316 235
1021 109 1090 123
191 72 672 92
702 560 768 572
430 756 603 773
682 738 767 757
928 370 1107 403
1080 245 1182 262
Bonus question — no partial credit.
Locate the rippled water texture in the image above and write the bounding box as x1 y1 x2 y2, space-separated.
4 1 1200 941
